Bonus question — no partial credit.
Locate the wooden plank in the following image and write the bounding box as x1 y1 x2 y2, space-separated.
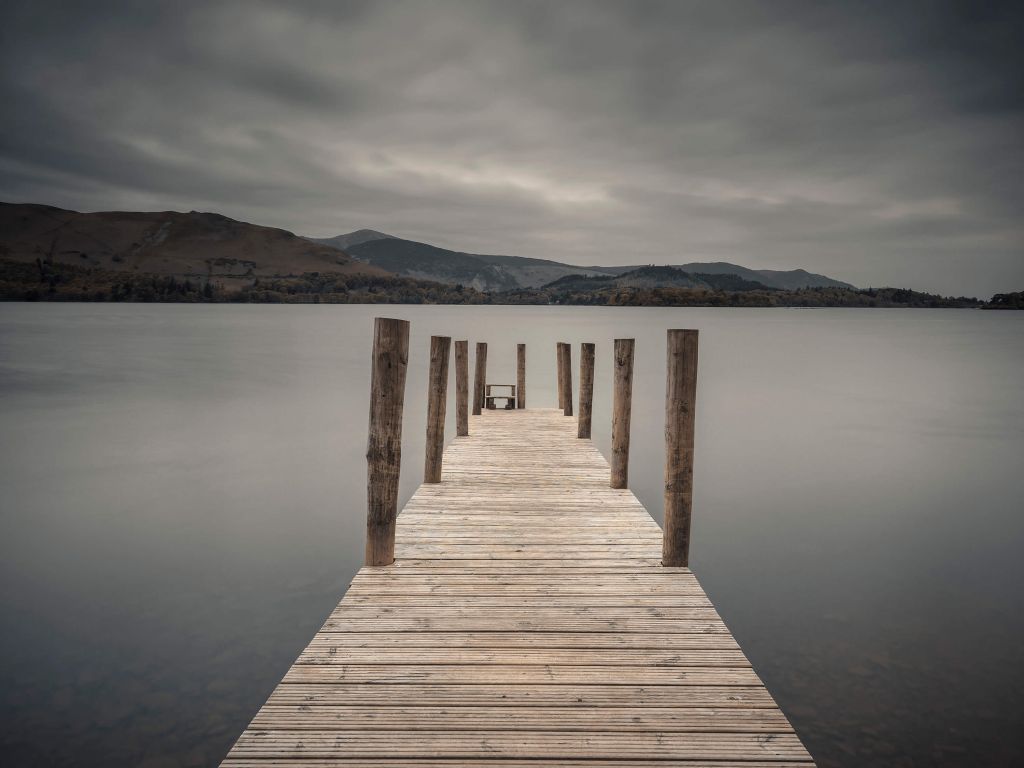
328 606 724 620
224 762 814 768
350 574 705 586
227 731 811 760
339 596 716 608
303 632 742 650
295 648 752 666
264 683 779 708
282 665 762 685
224 762 812 768
249 705 793 732
319 617 732 633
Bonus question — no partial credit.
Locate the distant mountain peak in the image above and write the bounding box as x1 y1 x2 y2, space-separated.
311 229 395 252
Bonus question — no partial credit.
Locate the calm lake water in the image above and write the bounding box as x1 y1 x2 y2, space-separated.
1 303 1022 767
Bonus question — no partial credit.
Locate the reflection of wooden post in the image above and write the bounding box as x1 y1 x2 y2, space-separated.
560 342 573 416
516 344 526 409
610 338 634 489
455 340 469 436
578 343 595 438
365 317 409 566
424 335 451 483
664 329 699 567
556 342 565 410
472 342 487 416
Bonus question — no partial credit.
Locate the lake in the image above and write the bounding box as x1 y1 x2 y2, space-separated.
1 303 1022 767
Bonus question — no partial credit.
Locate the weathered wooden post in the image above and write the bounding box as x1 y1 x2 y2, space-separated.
424 335 451 483
663 329 699 567
365 317 409 566
610 338 634 489
560 341 573 416
455 340 469 436
578 342 595 438
556 342 565 410
516 343 526 409
472 342 487 416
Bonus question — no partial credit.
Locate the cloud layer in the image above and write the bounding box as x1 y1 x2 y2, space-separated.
2 0 1021 296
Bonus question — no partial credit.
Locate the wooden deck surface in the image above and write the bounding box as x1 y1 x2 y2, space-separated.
223 408 814 766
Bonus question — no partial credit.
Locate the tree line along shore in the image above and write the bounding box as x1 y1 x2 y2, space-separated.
2 257 1016 308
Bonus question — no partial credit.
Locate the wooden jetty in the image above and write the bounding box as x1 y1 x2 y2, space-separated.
222 320 814 766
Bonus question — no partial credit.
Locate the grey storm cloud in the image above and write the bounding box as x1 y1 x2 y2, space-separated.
1 0 1021 296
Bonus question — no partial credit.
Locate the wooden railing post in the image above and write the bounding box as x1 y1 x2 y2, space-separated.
472 342 487 416
365 317 409 566
560 341 573 416
610 338 634 489
578 342 595 438
517 343 526 409
455 340 469 436
663 329 699 567
556 342 565 410
424 335 451 483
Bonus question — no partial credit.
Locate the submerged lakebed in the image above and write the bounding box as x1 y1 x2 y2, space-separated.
1 303 1022 766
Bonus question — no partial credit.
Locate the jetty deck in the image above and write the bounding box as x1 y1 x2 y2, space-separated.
223 408 814 766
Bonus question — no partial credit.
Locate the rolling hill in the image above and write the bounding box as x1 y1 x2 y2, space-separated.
589 261 854 290
544 265 776 293
317 236 608 291
314 230 855 291
0 203 385 282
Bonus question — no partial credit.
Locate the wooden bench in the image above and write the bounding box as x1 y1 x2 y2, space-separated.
485 383 516 410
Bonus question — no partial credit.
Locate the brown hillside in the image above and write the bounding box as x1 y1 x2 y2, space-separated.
0 203 389 280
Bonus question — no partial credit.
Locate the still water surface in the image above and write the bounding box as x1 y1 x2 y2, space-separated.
1 304 1022 767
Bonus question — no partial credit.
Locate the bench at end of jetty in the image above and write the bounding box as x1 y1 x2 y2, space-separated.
485 383 517 410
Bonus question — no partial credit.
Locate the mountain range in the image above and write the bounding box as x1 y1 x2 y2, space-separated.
310 230 854 292
1 202 859 298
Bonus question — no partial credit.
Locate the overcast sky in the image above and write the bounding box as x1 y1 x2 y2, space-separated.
1 1 1021 296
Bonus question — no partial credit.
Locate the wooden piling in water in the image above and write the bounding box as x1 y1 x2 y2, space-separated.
365 317 409 566
472 342 487 416
517 344 526 409
556 342 565 410
663 329 699 567
560 342 573 417
578 342 595 439
424 335 451 484
455 340 469 437
610 338 634 489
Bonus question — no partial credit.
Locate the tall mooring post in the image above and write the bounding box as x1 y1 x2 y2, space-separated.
365 317 409 566
424 335 451 483
517 344 526 409
610 338 635 489
663 329 699 567
454 340 469 436
556 342 566 410
472 342 487 416
560 342 573 417
578 342 595 438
